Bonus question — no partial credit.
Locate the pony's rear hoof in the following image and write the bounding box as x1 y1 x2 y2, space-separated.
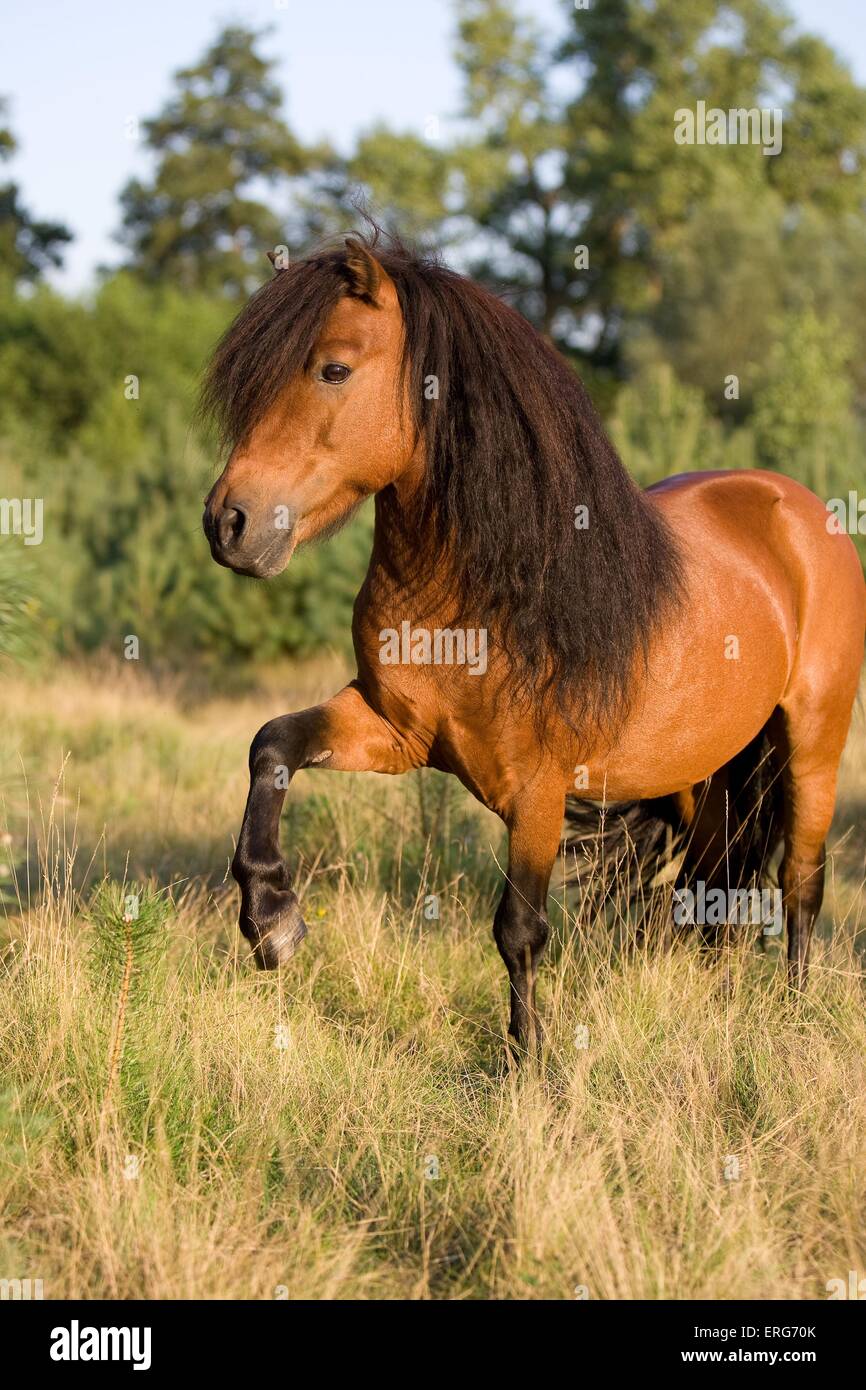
242 892 308 969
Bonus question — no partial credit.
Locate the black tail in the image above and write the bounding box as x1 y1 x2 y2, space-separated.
562 795 678 894
723 727 786 887
563 727 785 898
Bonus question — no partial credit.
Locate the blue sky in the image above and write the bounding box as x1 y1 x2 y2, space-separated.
3 0 864 291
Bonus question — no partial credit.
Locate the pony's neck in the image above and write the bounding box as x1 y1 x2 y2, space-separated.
390 452 428 512
367 459 452 609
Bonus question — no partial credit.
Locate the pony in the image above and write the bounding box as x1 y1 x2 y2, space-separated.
201 232 865 1049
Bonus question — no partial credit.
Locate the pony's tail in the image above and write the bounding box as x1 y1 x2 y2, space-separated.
562 795 679 897
723 727 786 889
562 726 786 897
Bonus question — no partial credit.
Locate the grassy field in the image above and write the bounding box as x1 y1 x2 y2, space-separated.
1 659 865 1300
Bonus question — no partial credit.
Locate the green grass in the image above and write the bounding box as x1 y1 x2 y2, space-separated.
1 661 865 1299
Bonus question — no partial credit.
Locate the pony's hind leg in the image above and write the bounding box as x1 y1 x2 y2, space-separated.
771 494 864 992
775 696 852 994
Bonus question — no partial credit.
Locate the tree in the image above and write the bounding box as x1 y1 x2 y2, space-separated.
0 99 72 285
559 0 866 376
345 126 454 245
451 0 573 337
451 0 866 383
117 25 327 296
751 307 855 486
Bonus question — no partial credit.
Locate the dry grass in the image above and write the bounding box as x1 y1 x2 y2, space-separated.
1 661 865 1300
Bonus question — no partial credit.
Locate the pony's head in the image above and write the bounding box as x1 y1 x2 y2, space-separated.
202 238 414 577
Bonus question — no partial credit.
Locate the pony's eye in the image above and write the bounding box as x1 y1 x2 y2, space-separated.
321 362 352 385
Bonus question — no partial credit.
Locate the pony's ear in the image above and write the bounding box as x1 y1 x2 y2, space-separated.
267 249 288 273
341 237 382 305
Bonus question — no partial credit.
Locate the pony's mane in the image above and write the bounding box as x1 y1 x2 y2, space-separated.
201 230 684 736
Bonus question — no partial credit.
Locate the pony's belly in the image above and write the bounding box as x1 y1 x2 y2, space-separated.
587 701 782 801
581 559 794 798
577 671 785 801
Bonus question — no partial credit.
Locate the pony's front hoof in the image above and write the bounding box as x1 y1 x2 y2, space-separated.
506 1017 544 1060
241 890 308 969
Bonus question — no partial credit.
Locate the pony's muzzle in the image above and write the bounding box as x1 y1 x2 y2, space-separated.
203 492 296 578
216 502 246 551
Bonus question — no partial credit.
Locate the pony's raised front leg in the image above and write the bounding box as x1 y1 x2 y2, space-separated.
232 683 416 968
493 787 565 1051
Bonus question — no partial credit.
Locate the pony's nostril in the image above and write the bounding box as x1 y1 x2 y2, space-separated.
217 504 246 550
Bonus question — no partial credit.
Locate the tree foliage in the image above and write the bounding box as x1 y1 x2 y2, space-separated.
117 26 326 296
0 99 71 286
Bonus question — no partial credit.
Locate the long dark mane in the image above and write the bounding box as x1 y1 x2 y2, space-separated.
202 230 684 736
